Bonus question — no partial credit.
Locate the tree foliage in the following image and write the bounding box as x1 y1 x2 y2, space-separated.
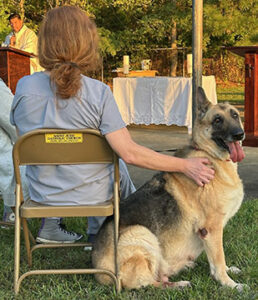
0 0 257 70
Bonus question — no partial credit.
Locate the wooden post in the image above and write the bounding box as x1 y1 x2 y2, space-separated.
227 46 258 147
192 0 203 132
244 52 258 146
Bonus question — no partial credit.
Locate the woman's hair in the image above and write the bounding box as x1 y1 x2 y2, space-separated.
38 6 100 99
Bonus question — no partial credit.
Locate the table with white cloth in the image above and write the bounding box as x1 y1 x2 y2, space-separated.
113 76 217 133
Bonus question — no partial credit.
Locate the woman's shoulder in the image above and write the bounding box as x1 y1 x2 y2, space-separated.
80 75 113 104
16 72 51 95
17 71 46 84
81 75 110 91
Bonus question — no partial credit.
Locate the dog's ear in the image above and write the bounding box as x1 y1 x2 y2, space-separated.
197 87 211 119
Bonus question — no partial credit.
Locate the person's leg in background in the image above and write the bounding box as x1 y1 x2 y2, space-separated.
1 182 17 227
2 203 15 225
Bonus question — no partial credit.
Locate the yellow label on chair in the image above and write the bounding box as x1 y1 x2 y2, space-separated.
45 133 83 143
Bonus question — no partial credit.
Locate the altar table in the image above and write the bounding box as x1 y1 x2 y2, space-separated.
113 76 217 133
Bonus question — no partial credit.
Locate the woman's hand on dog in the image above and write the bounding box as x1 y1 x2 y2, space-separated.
183 158 215 187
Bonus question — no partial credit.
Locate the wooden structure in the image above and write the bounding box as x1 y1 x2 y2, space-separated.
0 47 31 95
113 70 158 78
227 46 258 147
192 0 203 129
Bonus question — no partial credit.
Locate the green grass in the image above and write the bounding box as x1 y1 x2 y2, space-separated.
217 85 244 105
0 199 257 300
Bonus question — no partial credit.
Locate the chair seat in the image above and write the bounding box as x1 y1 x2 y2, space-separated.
21 199 114 218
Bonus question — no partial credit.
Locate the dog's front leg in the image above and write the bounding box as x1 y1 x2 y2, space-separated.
200 224 245 291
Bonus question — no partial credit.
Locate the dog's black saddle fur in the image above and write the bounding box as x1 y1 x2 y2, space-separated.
117 172 181 235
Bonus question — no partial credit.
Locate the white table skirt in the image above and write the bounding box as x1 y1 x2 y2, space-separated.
113 76 217 133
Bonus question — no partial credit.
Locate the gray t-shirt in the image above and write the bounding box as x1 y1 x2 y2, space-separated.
10 72 126 205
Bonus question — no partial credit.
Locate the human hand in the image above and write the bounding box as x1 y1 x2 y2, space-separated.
10 35 16 46
183 157 215 187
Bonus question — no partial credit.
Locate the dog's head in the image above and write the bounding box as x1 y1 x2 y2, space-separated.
193 87 245 160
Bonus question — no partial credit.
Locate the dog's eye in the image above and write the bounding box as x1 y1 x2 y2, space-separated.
232 112 238 119
214 117 223 124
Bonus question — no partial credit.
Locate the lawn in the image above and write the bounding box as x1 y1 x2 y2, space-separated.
0 198 257 300
216 84 244 105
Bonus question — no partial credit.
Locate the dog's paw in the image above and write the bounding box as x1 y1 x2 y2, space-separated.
164 280 191 289
234 283 249 292
177 280 192 288
226 266 241 274
186 261 196 269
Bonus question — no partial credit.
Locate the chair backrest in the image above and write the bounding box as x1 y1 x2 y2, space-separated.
13 128 118 190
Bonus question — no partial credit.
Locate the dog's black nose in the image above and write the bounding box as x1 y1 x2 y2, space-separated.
232 131 245 141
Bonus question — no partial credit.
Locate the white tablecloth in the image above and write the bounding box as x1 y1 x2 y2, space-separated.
113 76 217 133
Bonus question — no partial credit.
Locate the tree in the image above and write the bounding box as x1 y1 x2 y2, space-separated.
203 0 258 56
0 0 256 76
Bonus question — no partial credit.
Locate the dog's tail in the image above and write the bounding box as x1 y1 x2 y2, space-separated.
118 225 169 289
92 221 169 289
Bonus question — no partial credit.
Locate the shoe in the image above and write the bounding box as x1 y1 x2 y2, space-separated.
84 234 96 251
36 218 83 244
1 211 15 228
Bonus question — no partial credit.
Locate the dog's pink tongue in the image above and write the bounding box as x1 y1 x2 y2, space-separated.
228 142 245 162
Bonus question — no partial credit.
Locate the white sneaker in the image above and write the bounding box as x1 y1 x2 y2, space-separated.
36 218 83 244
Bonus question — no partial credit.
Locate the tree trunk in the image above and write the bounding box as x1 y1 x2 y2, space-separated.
20 0 25 20
170 20 178 77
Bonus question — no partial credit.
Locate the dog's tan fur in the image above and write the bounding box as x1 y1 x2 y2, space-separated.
92 88 245 291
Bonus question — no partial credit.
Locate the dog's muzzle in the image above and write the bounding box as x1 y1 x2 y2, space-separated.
231 128 245 142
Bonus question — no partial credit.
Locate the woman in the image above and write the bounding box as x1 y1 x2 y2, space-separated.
11 6 214 243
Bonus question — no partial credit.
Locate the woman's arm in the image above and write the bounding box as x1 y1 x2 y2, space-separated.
105 127 214 187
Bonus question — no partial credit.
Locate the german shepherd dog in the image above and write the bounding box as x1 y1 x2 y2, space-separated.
92 87 246 291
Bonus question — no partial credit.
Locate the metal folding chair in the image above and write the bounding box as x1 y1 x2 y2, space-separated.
13 128 121 294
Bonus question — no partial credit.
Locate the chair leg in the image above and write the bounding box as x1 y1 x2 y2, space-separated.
22 218 33 267
28 229 36 245
113 196 121 291
113 222 120 292
14 203 21 294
